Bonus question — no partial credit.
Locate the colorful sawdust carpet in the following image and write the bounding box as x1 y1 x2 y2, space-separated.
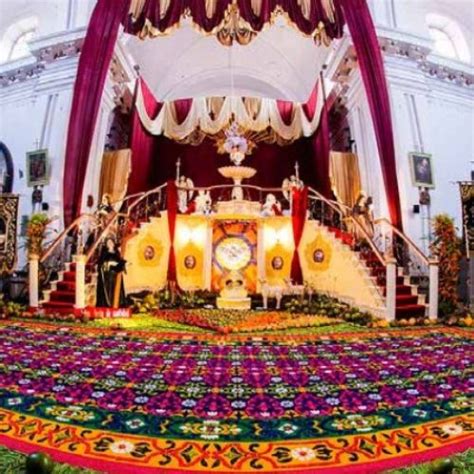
0 321 472 473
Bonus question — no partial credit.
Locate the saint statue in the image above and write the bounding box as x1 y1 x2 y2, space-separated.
176 175 195 213
353 191 374 237
261 193 282 216
194 189 212 214
96 237 127 308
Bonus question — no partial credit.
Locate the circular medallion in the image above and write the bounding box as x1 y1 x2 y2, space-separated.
215 237 252 271
313 248 325 263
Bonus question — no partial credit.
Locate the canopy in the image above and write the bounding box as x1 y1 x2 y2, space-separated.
63 0 403 231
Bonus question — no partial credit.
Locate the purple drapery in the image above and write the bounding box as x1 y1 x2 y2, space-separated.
128 78 163 195
339 0 403 229
63 0 129 225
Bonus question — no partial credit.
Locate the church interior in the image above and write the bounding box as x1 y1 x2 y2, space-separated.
0 0 473 473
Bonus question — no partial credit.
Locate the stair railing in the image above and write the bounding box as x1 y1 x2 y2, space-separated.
306 188 400 320
72 184 168 309
30 213 99 309
374 217 438 320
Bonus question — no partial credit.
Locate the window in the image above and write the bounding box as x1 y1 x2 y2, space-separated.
426 13 470 63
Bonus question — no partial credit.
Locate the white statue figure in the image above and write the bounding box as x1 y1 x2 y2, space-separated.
176 175 195 213
194 189 212 214
261 193 282 217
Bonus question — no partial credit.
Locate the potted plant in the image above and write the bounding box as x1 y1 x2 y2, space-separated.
25 213 52 257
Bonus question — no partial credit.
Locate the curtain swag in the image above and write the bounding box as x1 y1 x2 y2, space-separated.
135 79 324 141
125 0 344 46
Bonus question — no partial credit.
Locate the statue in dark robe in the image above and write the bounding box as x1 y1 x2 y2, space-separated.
96 238 127 308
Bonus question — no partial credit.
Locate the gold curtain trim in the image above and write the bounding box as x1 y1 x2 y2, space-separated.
128 0 336 46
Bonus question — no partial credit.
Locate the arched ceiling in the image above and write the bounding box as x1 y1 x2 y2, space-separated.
123 18 333 102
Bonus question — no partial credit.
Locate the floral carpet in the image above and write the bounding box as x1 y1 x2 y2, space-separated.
0 321 472 473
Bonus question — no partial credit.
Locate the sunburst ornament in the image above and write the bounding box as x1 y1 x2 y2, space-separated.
304 233 332 272
216 121 256 164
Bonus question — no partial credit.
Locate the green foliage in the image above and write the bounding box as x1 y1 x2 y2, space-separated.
0 294 25 319
386 449 474 473
132 289 213 312
25 213 53 256
430 214 463 317
0 446 98 474
284 294 373 326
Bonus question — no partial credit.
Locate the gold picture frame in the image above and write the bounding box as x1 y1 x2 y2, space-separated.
409 152 435 189
26 149 50 187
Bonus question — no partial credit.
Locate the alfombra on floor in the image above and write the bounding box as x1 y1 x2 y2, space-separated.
0 321 472 473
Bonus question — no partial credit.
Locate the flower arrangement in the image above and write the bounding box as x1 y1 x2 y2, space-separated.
157 309 339 334
25 213 52 256
430 214 463 316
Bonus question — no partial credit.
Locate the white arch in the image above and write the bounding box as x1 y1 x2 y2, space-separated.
426 12 471 63
0 16 38 63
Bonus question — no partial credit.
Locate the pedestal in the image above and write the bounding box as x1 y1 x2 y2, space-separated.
216 297 251 310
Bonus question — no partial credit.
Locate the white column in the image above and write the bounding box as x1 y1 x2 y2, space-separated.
428 258 439 321
28 254 39 309
74 254 86 310
385 258 397 321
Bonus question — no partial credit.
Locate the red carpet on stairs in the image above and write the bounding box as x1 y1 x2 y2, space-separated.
357 248 426 320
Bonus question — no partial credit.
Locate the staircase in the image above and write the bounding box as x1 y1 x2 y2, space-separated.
41 262 95 314
359 247 427 319
325 227 428 320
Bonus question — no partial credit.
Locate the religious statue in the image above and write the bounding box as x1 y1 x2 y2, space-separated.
32 185 43 213
282 162 304 212
96 194 114 227
261 193 282 217
353 191 374 237
194 189 212 214
96 237 127 308
176 175 195 213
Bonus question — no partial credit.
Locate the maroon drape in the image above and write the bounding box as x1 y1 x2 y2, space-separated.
125 1 345 39
311 102 332 198
128 78 163 195
291 186 308 284
339 0 402 228
63 0 129 225
166 180 178 283
276 101 294 126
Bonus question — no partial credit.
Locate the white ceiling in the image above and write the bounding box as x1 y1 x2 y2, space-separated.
123 18 333 102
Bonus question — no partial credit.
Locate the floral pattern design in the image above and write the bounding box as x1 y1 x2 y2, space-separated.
0 322 473 472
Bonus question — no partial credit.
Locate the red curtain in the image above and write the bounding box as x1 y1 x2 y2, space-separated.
339 0 403 229
125 1 345 39
166 179 178 283
291 186 308 284
128 78 163 195
311 102 332 198
63 0 129 225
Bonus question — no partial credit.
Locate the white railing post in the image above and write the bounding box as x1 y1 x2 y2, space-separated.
385 258 397 321
28 254 39 309
428 258 439 320
74 254 86 310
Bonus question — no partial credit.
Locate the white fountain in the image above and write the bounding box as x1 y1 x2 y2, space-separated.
217 123 260 215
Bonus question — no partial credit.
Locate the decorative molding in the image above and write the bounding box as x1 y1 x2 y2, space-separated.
0 29 85 88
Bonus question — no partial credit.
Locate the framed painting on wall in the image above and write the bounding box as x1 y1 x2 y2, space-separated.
26 149 50 187
409 152 435 188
